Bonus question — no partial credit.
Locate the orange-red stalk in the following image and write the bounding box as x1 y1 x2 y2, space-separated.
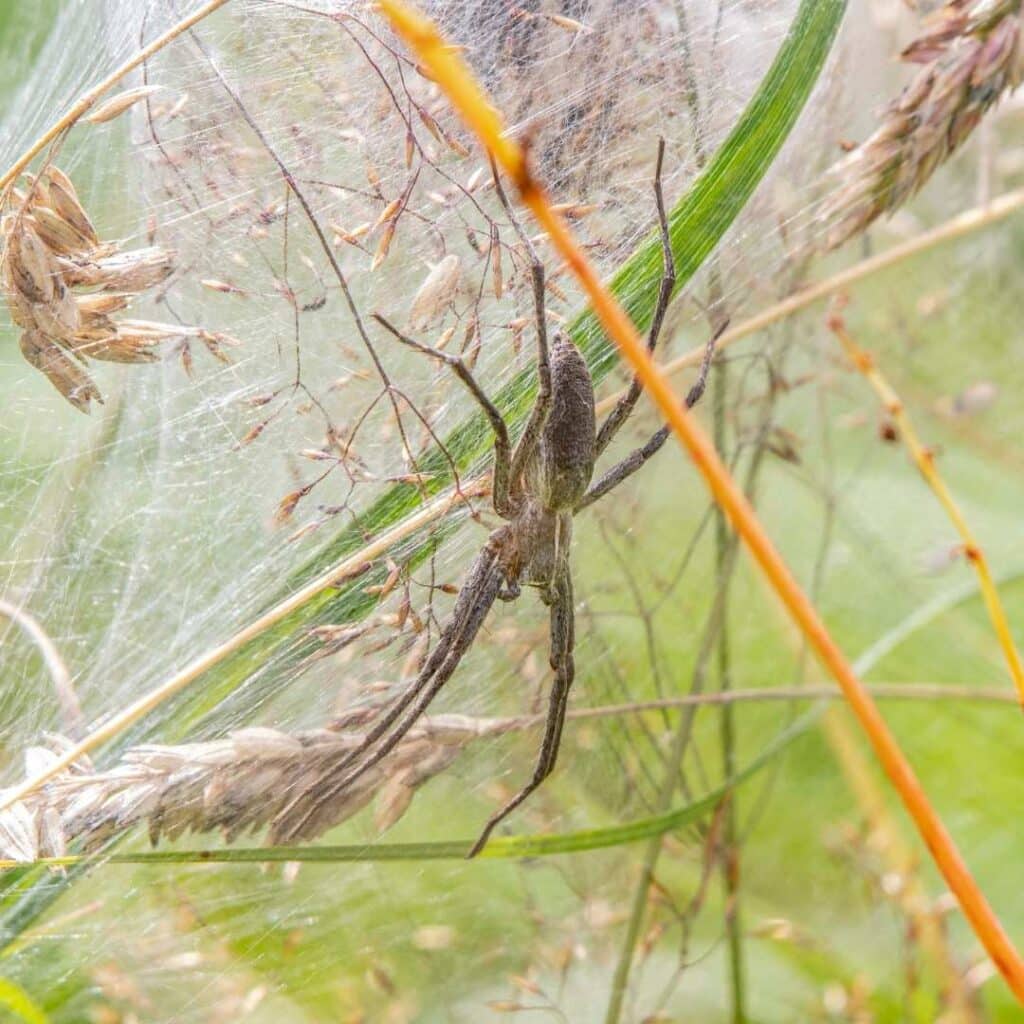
377 0 1024 1000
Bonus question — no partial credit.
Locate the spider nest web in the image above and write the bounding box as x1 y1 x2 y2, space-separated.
2 1 1024 1021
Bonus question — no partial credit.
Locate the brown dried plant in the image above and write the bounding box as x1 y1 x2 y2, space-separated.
0 709 529 861
1 162 225 411
823 0 1023 248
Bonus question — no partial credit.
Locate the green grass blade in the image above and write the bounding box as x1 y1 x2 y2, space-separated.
0 977 48 1024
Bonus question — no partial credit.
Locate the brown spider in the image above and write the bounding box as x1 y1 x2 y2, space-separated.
285 142 721 855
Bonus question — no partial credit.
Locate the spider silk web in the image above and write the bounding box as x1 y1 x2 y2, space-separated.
2 2 1024 1021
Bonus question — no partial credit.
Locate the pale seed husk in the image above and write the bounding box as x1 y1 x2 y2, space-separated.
407 253 462 330
85 85 162 124
19 330 102 411
57 247 174 291
7 226 57 304
28 205 97 257
42 175 99 246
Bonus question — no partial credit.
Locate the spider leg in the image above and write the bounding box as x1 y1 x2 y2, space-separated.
491 160 553 494
595 137 676 457
373 313 514 517
508 253 551 486
468 566 575 857
575 319 726 513
321 555 503 799
274 536 506 839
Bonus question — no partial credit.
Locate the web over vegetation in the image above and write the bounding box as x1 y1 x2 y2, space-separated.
2 2 1024 1021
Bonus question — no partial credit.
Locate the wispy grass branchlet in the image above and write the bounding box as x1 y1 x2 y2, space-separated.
823 0 1023 248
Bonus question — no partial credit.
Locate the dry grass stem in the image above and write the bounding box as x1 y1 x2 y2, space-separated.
0 0 233 193
378 0 1024 999
616 185 1024 417
0 598 82 736
829 311 1024 707
823 0 1023 248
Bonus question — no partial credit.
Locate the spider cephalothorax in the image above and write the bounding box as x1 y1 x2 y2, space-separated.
498 335 595 598
529 335 597 513
278 141 721 855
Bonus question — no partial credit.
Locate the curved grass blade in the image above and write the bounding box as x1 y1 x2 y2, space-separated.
0 977 48 1024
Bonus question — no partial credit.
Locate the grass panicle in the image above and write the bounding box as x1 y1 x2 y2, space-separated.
823 0 1023 248
1 165 225 409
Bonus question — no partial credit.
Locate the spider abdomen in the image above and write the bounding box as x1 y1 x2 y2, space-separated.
536 336 596 510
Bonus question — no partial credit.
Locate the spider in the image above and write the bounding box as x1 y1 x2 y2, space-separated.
284 141 722 856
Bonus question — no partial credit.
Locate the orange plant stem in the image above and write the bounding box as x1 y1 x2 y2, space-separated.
830 314 1024 708
377 0 1024 1000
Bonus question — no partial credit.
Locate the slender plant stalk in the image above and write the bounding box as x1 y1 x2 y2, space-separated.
713 354 745 1024
673 12 746 1005
377 0 1024 1001
0 0 233 194
820 708 980 1020
556 683 1024 711
604 445 762 1024
830 314 1024 707
618 186 1024 415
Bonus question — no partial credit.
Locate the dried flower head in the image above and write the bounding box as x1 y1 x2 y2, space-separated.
823 0 1023 249
0 710 533 862
1 165 206 410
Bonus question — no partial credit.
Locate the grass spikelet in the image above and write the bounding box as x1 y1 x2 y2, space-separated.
0 168 210 408
84 85 162 124
823 0 1023 248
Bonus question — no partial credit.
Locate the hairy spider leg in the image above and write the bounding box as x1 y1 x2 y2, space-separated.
583 137 732 512
576 317 727 512
277 537 507 839
594 137 676 457
319 552 504 804
488 153 555 500
468 566 575 857
507 247 552 493
372 313 516 518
